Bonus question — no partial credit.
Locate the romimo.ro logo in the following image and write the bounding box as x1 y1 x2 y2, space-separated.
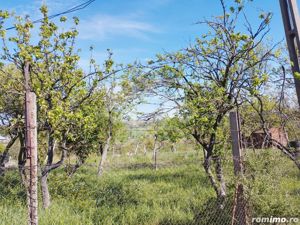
252 217 299 223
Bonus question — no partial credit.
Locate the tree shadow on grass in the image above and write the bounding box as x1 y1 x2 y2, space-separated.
112 162 185 171
124 162 154 170
126 170 211 189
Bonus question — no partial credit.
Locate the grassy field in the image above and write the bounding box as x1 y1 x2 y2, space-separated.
0 149 299 225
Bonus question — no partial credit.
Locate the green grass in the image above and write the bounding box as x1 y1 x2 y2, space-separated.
0 149 299 225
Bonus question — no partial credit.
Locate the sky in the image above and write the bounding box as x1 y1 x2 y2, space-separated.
0 0 295 116
1 0 289 65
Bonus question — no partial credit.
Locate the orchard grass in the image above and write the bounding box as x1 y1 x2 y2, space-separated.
0 148 299 225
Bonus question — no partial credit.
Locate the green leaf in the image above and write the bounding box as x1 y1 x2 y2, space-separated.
294 72 300 80
60 16 67 22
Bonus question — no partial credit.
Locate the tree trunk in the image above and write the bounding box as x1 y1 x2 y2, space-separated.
67 159 84 177
98 136 111 176
154 150 158 170
17 131 31 216
18 132 27 186
98 107 113 176
41 148 66 209
41 173 50 209
0 135 18 176
214 156 226 204
41 134 54 209
152 135 159 170
203 152 219 197
143 144 147 155
272 140 300 170
203 150 227 208
171 142 177 152
41 134 66 209
193 115 227 204
134 143 139 155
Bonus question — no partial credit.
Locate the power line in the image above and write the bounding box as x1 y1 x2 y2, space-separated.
5 0 95 30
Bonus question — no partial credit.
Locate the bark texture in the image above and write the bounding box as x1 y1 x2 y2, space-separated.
97 136 111 176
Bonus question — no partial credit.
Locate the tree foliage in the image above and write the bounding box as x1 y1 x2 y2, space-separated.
0 5 128 207
133 0 277 201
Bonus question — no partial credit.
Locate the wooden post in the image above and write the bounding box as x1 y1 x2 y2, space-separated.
154 150 158 170
229 111 243 175
153 134 158 170
230 111 247 225
279 0 300 107
24 61 38 225
25 92 38 225
231 183 247 225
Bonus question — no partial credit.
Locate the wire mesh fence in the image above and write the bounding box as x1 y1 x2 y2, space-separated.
1 144 299 225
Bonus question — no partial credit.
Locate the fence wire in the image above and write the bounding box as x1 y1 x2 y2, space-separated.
0 136 299 224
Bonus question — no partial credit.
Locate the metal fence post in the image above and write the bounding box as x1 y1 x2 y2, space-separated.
280 0 300 107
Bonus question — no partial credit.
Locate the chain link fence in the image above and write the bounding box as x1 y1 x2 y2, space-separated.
0 135 299 224
0 144 299 225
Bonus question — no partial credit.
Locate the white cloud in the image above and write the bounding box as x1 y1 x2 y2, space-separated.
5 1 161 41
78 14 159 41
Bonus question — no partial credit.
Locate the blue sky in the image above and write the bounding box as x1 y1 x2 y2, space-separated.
1 0 294 116
1 0 289 67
